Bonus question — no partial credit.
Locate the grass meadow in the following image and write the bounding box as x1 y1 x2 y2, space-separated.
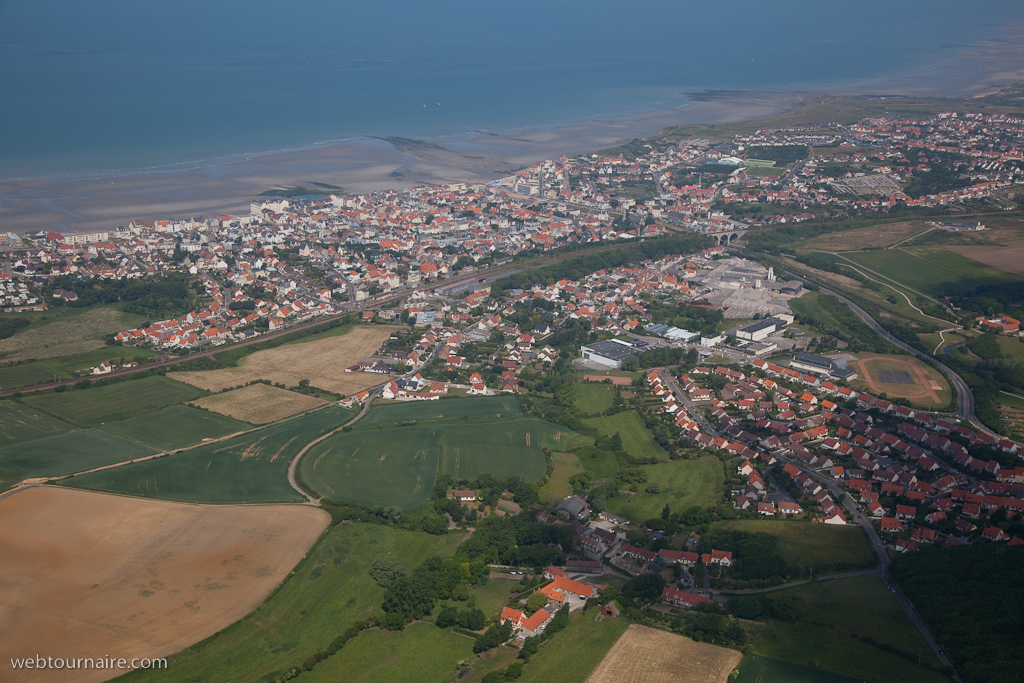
0 346 156 390
21 375 208 428
573 382 617 414
847 247 1021 297
583 411 669 461
120 523 463 683
735 655 872 683
101 405 252 451
64 406 351 503
516 611 630 683
605 457 724 523
752 577 948 683
710 519 877 569
440 418 580 483
0 428 156 485
0 400 76 447
539 451 585 505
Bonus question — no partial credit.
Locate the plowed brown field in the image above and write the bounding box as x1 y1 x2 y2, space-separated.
585 624 742 683
0 486 328 683
168 325 393 394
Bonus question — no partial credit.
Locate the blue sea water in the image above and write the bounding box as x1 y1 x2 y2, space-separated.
0 0 1021 180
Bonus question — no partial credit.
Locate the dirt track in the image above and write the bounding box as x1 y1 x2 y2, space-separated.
0 487 328 683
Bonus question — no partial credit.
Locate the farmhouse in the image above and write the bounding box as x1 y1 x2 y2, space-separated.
661 586 711 608
452 490 477 502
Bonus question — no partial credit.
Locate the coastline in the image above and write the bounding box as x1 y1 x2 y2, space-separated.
2 29 1023 236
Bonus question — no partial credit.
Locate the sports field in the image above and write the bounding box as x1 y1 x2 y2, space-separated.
359 395 523 427
168 325 393 395
585 624 742 683
850 354 951 409
752 577 947 683
302 425 441 509
119 523 463 683
64 406 351 503
0 400 76 447
190 383 327 424
846 246 1022 297
583 411 669 461
0 486 328 683
20 375 208 428
101 405 251 451
710 519 876 569
0 429 156 485
605 457 724 523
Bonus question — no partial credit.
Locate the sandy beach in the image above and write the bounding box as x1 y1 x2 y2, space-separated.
2 27 1023 237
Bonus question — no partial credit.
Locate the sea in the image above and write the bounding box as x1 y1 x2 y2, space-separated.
1 0 1021 181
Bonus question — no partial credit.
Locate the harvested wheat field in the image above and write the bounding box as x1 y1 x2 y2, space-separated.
948 241 1024 277
168 326 393 395
0 486 329 683
586 624 742 683
191 383 327 424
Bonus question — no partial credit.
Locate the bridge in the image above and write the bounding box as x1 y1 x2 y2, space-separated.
709 229 749 245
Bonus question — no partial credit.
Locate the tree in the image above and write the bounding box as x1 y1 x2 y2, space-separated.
661 503 671 520
621 573 665 606
504 661 524 679
526 592 549 614
457 608 486 630
369 557 407 587
436 606 459 628
381 576 437 618
474 621 513 653
645 482 662 494
382 612 406 631
383 506 402 524
422 515 448 535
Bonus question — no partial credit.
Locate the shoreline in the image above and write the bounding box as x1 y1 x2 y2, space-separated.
2 30 1024 236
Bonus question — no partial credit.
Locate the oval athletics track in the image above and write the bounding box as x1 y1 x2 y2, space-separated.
855 356 941 405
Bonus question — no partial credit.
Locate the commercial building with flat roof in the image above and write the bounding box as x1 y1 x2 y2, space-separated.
791 352 856 379
580 339 641 369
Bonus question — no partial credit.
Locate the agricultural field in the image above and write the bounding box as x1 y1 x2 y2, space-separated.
798 221 930 252
0 345 157 391
849 354 951 410
191 383 327 424
751 577 947 683
605 457 724 523
20 375 208 428
948 239 1024 277
0 429 156 487
168 325 393 395
539 451 586 505
574 382 618 414
301 425 440 509
583 411 669 461
0 400 76 447
996 335 1024 364
585 624 742 683
440 419 577 483
121 523 463 683
846 246 1022 297
0 486 328 683
574 445 622 481
517 612 630 683
64 406 351 503
101 405 251 451
735 655 868 683
359 395 523 428
710 519 876 569
0 305 147 364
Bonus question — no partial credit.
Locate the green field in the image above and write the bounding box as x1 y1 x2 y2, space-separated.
573 382 617 414
64 406 351 503
517 611 630 683
123 523 463 683
574 445 621 480
0 400 76 447
539 451 585 505
302 418 578 509
752 577 947 683
711 519 877 570
605 457 724 523
736 655 871 683
302 425 441 509
0 428 156 486
440 419 577 482
20 375 208 428
846 246 1022 297
101 405 252 451
359 395 523 428
583 410 669 461
0 346 156 390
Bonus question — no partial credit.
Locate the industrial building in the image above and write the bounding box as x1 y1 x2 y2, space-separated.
736 317 787 342
580 339 641 369
790 352 856 379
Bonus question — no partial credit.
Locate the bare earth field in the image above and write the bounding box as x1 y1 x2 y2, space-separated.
191 383 327 424
948 241 1024 277
799 221 928 252
168 326 393 395
0 486 329 683
585 624 742 683
0 308 141 363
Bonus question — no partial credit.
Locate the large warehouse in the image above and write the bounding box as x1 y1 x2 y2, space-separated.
580 339 641 369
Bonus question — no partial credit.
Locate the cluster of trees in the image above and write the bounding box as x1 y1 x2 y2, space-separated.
671 607 747 646
791 295 895 354
727 593 806 622
436 606 486 631
621 346 693 371
902 151 972 199
646 302 725 336
891 544 1024 683
47 274 197 318
0 317 30 340
746 145 809 166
